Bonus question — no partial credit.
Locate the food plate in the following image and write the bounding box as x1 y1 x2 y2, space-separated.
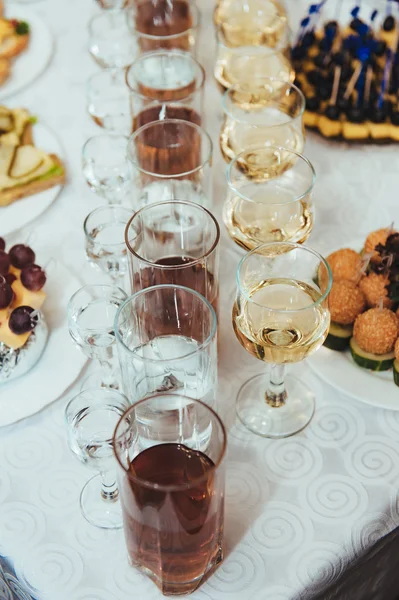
0 6 53 100
0 260 87 426
307 237 399 411
1 122 64 236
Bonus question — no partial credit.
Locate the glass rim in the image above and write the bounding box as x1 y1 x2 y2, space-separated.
83 205 133 247
127 118 213 178
87 68 130 93
114 284 217 361
215 21 289 51
125 49 205 98
222 77 305 125
236 242 333 312
226 145 316 206
67 284 127 330
88 9 129 35
127 3 200 39
124 199 220 264
112 393 227 492
65 387 130 423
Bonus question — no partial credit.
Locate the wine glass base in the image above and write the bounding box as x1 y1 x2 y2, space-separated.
80 369 122 392
236 372 315 439
80 474 123 530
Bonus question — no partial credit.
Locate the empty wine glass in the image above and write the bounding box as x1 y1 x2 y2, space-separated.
84 205 132 286
87 69 132 134
65 388 130 529
82 134 131 204
67 285 127 390
88 10 137 70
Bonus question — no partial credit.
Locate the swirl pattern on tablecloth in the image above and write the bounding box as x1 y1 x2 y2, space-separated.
69 518 125 558
306 403 364 448
0 468 11 504
344 437 399 483
251 585 296 600
225 461 269 508
204 543 264 596
33 469 84 513
108 557 160 599
67 589 118 600
298 475 368 524
289 542 345 592
249 501 314 556
3 430 62 473
377 409 399 441
349 512 397 557
0 502 46 552
263 438 323 484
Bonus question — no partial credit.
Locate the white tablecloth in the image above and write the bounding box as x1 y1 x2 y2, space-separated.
1 1 399 599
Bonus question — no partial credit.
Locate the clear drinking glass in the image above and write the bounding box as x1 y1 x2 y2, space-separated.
125 200 220 316
88 10 137 69
126 50 205 130
67 285 127 389
84 205 132 285
65 388 130 529
220 78 305 164
114 285 218 409
125 0 200 54
113 393 226 595
127 119 213 209
82 134 131 204
87 69 132 134
232 242 332 438
223 146 316 251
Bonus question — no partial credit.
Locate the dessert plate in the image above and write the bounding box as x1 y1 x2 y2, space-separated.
0 260 87 426
0 6 53 100
307 238 399 412
0 122 64 236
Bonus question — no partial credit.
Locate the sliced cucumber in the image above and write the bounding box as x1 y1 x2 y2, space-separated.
350 338 395 371
324 322 353 352
394 360 399 386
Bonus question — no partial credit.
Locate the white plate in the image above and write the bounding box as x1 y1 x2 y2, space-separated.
0 261 87 426
308 237 399 411
0 6 53 100
0 122 64 236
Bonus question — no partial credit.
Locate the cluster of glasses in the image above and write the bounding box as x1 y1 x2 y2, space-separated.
63 0 334 596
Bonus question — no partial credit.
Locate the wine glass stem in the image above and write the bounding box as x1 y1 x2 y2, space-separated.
265 364 287 408
98 358 118 389
100 471 119 502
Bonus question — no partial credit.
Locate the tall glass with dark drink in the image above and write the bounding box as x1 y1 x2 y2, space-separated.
113 393 226 595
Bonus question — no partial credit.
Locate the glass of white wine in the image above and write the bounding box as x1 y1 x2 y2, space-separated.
223 145 316 251
220 78 305 165
232 242 332 438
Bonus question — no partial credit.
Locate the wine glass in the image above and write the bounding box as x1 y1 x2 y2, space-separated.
84 205 132 286
87 69 132 134
67 285 127 390
232 242 332 438
65 388 130 529
88 10 137 70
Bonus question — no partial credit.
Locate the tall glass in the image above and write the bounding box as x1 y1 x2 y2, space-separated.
125 200 220 316
127 119 213 208
126 50 205 130
114 285 218 409
232 243 332 438
113 394 226 595
223 146 316 251
220 78 305 164
88 10 137 70
87 69 131 134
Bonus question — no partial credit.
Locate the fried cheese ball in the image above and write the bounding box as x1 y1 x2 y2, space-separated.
395 337 399 362
359 273 392 309
353 308 399 355
364 228 392 264
326 248 362 283
329 281 366 325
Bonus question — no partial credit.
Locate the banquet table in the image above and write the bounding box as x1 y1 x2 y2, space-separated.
1 0 399 599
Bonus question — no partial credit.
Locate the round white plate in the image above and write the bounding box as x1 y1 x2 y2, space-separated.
0 6 53 100
307 237 399 411
0 261 87 426
0 122 64 236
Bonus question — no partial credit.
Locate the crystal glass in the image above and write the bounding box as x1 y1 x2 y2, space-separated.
82 134 131 204
65 388 130 529
114 285 218 410
125 200 220 316
67 285 127 389
88 10 137 70
232 242 332 438
223 146 316 251
214 33 294 92
220 78 305 164
126 0 200 55
126 50 205 130
84 205 132 286
127 119 213 209
113 393 226 595
87 69 131 134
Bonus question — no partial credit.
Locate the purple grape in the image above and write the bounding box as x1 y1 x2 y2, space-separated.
0 282 13 309
0 237 5 252
9 306 38 335
9 244 35 269
21 264 46 292
0 250 10 276
5 273 16 285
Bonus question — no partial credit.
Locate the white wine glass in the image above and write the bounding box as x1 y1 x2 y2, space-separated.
232 242 332 438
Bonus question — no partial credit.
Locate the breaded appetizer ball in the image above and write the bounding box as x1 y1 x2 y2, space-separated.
359 273 392 309
326 248 362 283
353 308 399 355
364 228 393 264
329 281 366 325
395 337 399 362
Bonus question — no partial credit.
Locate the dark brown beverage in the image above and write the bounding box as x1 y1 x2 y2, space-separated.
135 0 193 51
120 443 224 592
137 77 197 102
133 105 201 131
